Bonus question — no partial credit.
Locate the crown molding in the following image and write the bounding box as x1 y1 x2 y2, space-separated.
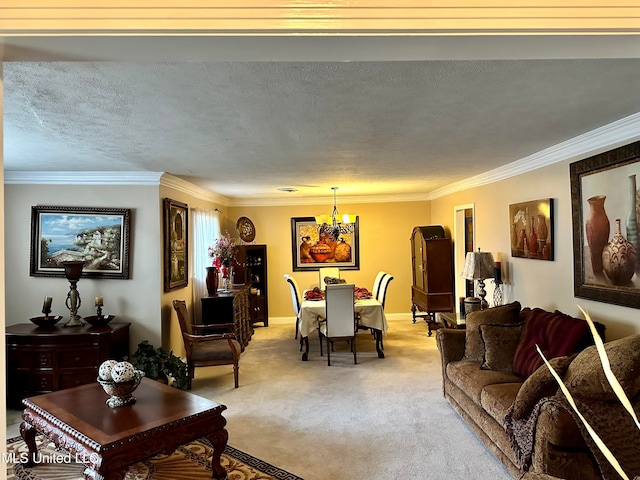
159 173 230 205
427 112 640 200
3 171 164 185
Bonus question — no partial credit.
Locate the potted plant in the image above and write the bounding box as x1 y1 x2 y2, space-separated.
129 341 189 390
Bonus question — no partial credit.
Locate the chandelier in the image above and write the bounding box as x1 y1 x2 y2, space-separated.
315 187 357 241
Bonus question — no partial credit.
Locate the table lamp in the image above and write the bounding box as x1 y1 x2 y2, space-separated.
462 248 495 310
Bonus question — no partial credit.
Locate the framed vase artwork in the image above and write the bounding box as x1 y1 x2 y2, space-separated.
30 205 131 279
508 198 554 261
163 198 189 292
290 216 360 271
570 140 640 308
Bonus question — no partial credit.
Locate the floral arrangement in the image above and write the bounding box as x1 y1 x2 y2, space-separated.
208 231 237 268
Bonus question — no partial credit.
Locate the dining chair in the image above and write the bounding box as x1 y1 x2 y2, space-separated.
172 300 242 389
359 271 394 349
372 271 394 308
284 274 302 339
319 283 357 365
319 267 341 290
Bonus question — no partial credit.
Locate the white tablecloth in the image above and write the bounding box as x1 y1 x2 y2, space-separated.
299 298 388 338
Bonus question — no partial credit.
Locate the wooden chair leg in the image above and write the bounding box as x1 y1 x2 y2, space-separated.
233 363 239 388
326 337 331 366
187 365 194 390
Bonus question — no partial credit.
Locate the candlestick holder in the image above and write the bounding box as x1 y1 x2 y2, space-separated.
62 260 85 327
96 305 103 318
492 280 503 307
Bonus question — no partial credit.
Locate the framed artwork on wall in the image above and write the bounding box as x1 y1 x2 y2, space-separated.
570 140 640 308
508 198 554 261
30 205 131 279
290 216 360 271
164 198 189 292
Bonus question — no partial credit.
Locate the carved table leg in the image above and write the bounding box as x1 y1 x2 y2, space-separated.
207 428 229 480
20 422 38 467
411 304 417 323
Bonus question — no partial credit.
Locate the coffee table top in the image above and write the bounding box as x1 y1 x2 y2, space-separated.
23 378 226 446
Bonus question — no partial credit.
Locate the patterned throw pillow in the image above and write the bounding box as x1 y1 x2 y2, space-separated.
512 308 589 378
463 301 522 362
510 354 574 420
480 322 525 372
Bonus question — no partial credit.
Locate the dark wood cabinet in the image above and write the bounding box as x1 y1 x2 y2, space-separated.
201 287 253 349
233 244 268 327
410 226 454 335
6 322 130 407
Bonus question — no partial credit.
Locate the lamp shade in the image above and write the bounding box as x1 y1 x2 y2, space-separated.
462 250 495 280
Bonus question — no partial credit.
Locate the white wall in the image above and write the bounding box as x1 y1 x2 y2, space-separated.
4 184 162 351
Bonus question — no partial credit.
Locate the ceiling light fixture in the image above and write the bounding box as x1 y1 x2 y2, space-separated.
315 187 357 241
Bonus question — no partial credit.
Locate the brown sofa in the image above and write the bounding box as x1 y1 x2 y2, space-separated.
436 302 640 479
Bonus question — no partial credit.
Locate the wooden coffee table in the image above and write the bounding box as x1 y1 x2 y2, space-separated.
20 378 229 480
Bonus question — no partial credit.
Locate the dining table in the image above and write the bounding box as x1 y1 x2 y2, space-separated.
298 297 388 361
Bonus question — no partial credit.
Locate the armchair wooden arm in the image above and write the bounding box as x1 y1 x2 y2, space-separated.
182 332 237 343
192 322 235 334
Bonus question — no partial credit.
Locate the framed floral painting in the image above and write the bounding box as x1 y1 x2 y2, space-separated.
290 216 360 271
164 198 188 292
570 140 640 308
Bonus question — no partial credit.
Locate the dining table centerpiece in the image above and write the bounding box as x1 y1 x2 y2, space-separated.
208 231 238 292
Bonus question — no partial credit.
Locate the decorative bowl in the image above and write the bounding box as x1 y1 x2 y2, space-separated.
97 370 144 408
29 315 63 327
84 314 115 326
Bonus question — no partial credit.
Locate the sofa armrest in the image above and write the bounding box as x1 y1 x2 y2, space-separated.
436 328 466 365
436 328 466 397
532 400 599 480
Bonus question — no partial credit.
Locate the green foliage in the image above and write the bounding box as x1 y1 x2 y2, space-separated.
129 341 189 390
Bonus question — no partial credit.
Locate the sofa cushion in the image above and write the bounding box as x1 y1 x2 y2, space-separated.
480 322 525 372
481 382 522 426
510 354 574 421
512 308 589 378
564 333 640 401
463 301 521 362
446 361 522 404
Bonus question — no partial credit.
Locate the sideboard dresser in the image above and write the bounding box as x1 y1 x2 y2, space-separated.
6 322 130 407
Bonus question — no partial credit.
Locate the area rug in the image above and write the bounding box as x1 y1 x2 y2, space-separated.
6 435 303 480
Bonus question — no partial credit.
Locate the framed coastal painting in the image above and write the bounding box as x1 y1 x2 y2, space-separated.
163 198 189 292
570 140 640 308
30 205 131 279
291 216 360 271
508 198 554 261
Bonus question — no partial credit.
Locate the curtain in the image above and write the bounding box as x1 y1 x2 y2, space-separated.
191 208 221 322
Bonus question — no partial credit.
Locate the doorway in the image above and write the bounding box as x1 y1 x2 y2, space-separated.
453 204 475 309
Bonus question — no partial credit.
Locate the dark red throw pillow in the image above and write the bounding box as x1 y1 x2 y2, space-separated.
512 308 589 378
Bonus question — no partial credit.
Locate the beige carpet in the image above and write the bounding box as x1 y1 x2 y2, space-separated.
6 317 513 479
6 435 302 480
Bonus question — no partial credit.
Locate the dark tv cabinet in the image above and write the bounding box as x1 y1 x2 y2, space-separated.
233 244 268 327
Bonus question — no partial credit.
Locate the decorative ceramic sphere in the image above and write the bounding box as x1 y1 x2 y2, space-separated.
98 359 119 381
110 361 136 383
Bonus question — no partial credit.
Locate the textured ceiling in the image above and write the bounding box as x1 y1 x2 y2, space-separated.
4 58 640 200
